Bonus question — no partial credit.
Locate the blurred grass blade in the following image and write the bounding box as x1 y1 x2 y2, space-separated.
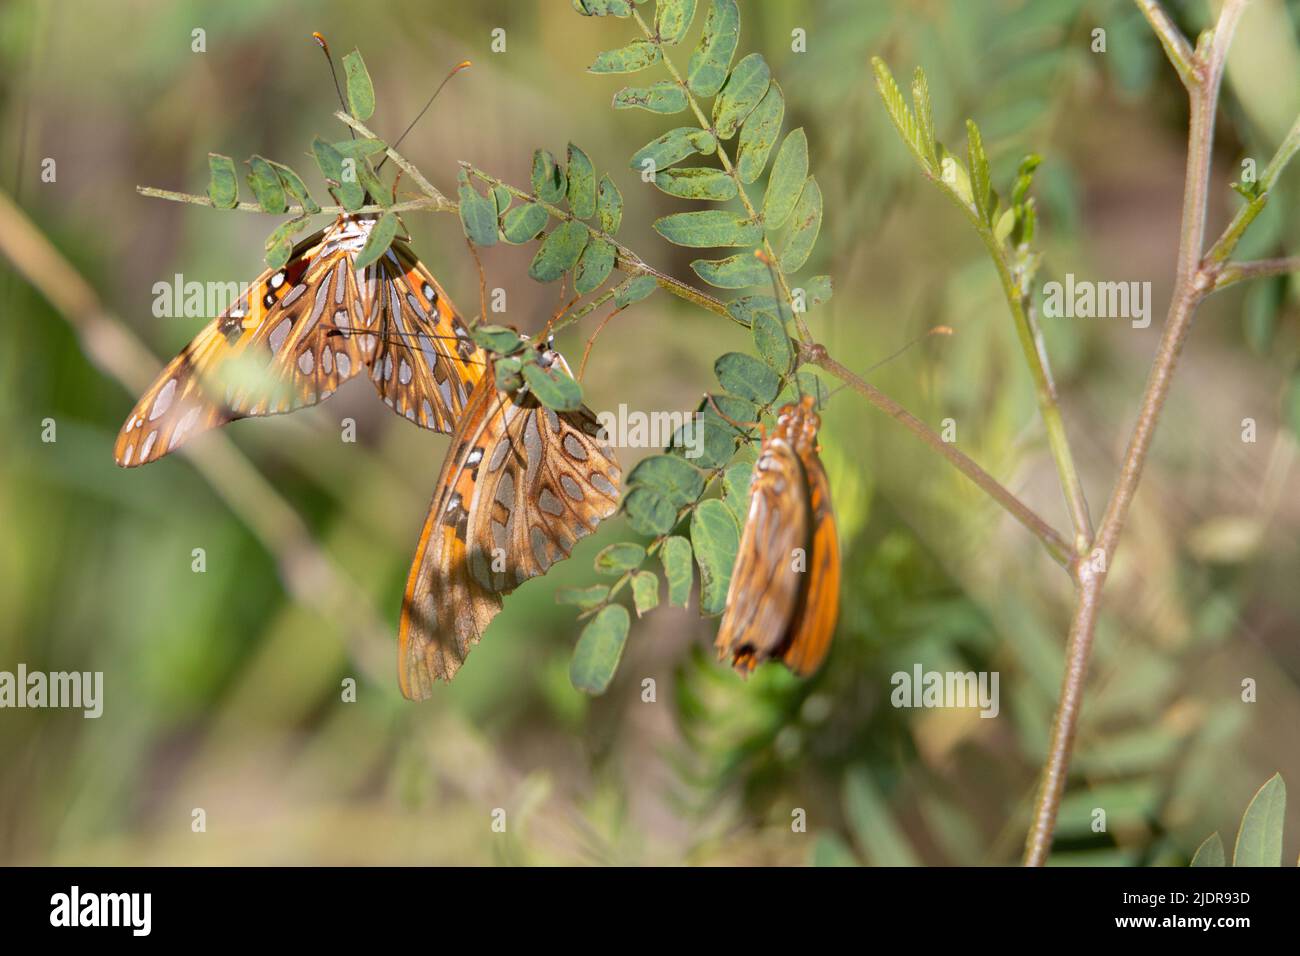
1190 832 1225 867
1233 773 1286 866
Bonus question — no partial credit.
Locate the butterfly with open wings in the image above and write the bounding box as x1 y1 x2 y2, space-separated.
714 394 840 677
114 214 485 467
398 339 622 699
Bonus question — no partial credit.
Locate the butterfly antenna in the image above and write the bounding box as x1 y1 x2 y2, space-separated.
752 248 807 403
312 32 355 141
578 302 627 381
377 60 472 173
464 235 489 330
823 325 955 400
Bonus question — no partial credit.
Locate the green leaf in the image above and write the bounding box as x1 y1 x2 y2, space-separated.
589 38 661 73
501 202 549 243
726 294 784 327
655 0 696 44
763 128 808 231
795 274 833 312
613 274 658 306
353 212 399 270
457 171 499 247
264 160 320 214
660 535 693 607
311 138 365 211
556 585 610 610
721 459 754 527
613 81 689 114
779 176 822 272
627 454 706 505
686 0 740 97
700 393 757 434
653 167 737 201
528 220 589 282
1232 773 1286 866
691 253 770 289
654 210 761 248
712 53 770 140
597 175 623 233
532 149 566 204
812 833 860 867
594 542 647 575
263 217 308 269
566 143 596 218
715 352 780 404
1190 832 1225 867
736 81 784 184
206 153 238 208
522 356 584 411
575 238 616 294
623 486 679 536
569 604 630 694
690 499 740 615
631 571 661 617
752 311 793 374
871 57 928 171
472 325 527 355
911 67 937 167
630 128 717 172
966 119 994 223
492 185 511 213
330 138 387 160
573 0 634 15
494 356 525 392
246 155 287 214
342 49 375 121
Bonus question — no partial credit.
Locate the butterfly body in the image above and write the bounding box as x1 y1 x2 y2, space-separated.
398 344 621 698
115 214 484 467
715 394 840 677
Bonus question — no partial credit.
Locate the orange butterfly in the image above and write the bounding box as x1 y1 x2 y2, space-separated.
714 394 840 676
398 341 622 698
115 214 484 466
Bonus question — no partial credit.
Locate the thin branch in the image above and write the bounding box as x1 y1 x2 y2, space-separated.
1134 0 1198 88
1212 255 1300 292
804 344 1075 571
1204 110 1300 265
1023 0 1251 867
136 184 444 216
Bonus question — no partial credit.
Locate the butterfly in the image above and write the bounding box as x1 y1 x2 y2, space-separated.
114 213 485 466
398 341 622 699
714 394 840 676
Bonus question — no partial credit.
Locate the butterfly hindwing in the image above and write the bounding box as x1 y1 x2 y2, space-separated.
115 218 375 467
781 450 839 676
398 352 621 698
713 438 811 673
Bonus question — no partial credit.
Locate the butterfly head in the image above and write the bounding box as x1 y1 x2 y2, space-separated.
776 393 821 443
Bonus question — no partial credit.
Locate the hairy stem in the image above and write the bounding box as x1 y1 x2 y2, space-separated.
1023 0 1250 866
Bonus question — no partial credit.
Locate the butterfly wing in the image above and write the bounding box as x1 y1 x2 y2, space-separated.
114 219 373 466
398 367 621 698
365 240 485 432
780 448 839 676
713 436 812 674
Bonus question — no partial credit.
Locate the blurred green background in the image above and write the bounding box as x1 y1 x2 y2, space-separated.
1 0 1298 865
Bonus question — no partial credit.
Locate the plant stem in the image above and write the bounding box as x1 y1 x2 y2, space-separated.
1212 255 1300 292
1023 0 1250 866
136 184 444 216
805 344 1075 570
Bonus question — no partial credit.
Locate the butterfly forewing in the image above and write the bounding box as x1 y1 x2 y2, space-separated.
365 241 485 431
780 450 839 675
398 353 621 699
115 218 376 467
